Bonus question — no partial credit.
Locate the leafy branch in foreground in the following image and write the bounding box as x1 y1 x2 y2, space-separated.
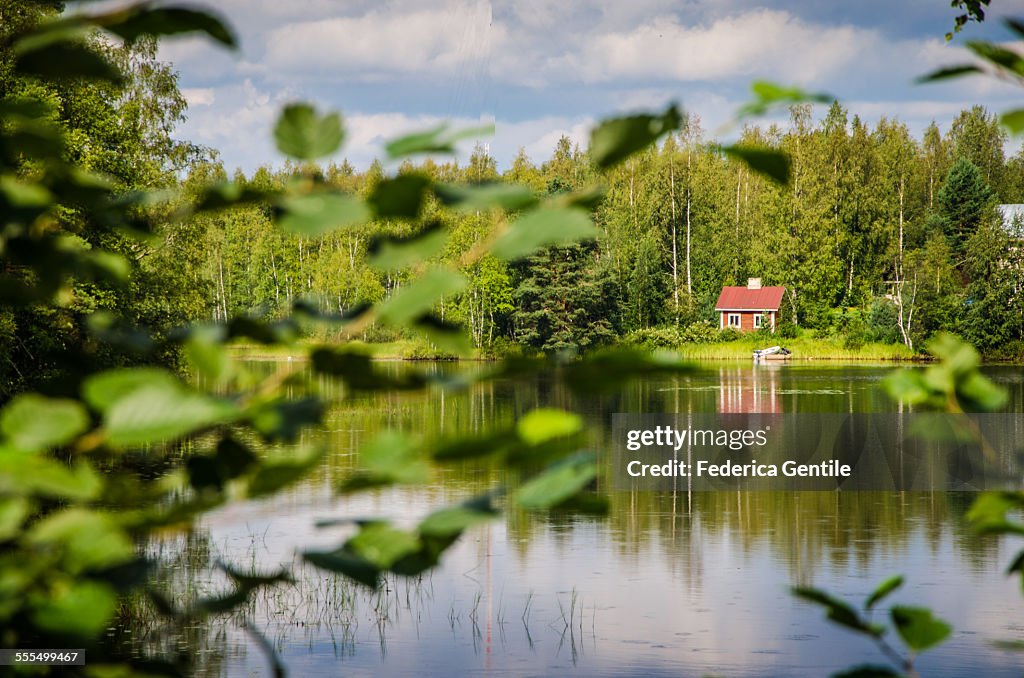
794 575 951 678
0 2 705 674
798 334 1018 677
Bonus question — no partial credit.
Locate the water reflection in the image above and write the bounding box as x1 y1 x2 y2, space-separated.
139 362 1024 676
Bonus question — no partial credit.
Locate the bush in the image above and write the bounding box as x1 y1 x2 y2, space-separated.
401 339 459 360
868 299 901 344
480 336 523 359
623 326 684 349
718 327 743 342
776 320 800 339
680 320 718 344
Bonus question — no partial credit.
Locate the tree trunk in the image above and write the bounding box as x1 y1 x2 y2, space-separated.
685 145 692 302
670 155 679 312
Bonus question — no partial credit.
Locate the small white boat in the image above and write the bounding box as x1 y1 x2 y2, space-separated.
753 345 791 362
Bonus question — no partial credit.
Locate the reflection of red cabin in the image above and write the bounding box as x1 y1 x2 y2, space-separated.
715 279 785 333
718 367 782 413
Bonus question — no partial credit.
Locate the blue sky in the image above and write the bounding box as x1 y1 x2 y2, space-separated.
153 0 1024 172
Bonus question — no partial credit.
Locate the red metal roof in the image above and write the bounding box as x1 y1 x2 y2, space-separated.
714 286 785 311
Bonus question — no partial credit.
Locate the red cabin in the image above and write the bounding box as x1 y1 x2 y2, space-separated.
715 279 785 333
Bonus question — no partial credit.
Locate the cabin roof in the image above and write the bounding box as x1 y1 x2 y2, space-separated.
715 286 785 311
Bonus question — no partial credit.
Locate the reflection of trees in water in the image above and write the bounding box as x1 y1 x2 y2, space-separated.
114 530 230 678
596 489 1001 588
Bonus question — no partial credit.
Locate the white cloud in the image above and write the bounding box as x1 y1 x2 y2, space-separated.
572 10 865 85
262 0 496 82
181 88 215 106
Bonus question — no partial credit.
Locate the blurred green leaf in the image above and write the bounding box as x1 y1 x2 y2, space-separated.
303 549 380 588
84 312 155 355
891 605 952 651
1007 17 1024 38
311 347 426 390
99 377 238 448
431 429 519 461
377 268 466 326
102 6 237 48
347 523 422 569
721 145 791 184
865 575 904 610
965 40 1024 76
927 333 979 375
246 446 324 497
737 81 831 118
340 431 430 493
277 192 370 236
83 368 180 414
274 103 344 160
916 64 983 83
1000 109 1024 135
516 408 583 446
368 222 448 272
1005 549 1024 577
490 207 597 261
368 173 431 219
0 498 30 541
883 370 930 405
0 394 89 452
31 580 117 639
249 398 324 443
184 326 231 383
562 349 694 394
793 587 882 637
589 104 682 168
385 123 494 158
411 314 473 355
0 449 101 501
958 371 1008 411
966 491 1024 534
187 436 258 491
433 183 539 212
516 452 597 510
28 508 134 573
14 40 123 83
193 181 278 212
419 496 498 538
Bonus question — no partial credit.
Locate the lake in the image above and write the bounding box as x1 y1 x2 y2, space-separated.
135 362 1024 677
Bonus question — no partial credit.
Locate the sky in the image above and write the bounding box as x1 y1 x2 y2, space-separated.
141 0 1024 173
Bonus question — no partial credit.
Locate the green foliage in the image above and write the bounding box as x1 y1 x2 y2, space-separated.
589 104 682 168
794 577 951 676
491 207 598 261
720 144 791 184
513 243 618 353
717 327 743 342
0 6 709 673
936 157 994 250
883 333 1008 411
273 103 345 161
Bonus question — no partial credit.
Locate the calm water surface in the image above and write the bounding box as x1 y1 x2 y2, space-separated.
159 362 1024 677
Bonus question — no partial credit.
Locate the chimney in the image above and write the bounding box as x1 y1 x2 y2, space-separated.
747 278 761 290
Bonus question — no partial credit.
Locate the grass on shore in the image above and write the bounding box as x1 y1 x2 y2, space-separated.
663 336 918 362
228 334 918 363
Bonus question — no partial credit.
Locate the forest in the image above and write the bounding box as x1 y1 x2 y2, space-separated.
3 2 1024 400
105 103 1024 360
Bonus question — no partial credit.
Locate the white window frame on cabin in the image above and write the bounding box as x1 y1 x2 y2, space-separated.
753 313 763 329
727 313 741 328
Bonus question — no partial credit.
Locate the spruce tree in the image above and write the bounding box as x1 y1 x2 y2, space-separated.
935 157 994 255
